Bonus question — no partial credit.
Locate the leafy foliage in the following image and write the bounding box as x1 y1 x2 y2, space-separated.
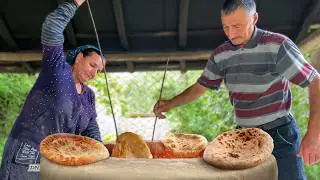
167 86 234 141
91 71 235 141
0 74 36 164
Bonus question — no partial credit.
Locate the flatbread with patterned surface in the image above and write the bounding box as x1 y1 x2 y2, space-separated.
203 128 274 169
161 133 208 158
40 133 109 166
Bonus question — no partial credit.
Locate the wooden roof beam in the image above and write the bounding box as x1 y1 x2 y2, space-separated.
112 0 129 50
295 0 320 43
0 16 36 73
180 60 186 73
107 61 206 72
76 25 294 38
21 62 35 74
125 61 135 73
65 24 78 47
14 25 295 39
57 0 78 47
178 0 189 49
0 16 18 50
0 51 211 62
0 61 207 73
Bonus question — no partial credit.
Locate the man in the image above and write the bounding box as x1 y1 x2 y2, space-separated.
1 0 105 179
154 0 320 179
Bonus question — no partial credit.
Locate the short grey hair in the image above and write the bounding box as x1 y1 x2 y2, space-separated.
222 0 256 15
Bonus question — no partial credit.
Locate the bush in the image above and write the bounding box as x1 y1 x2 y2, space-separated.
0 74 36 164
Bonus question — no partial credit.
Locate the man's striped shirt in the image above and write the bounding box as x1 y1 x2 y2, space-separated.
198 28 318 126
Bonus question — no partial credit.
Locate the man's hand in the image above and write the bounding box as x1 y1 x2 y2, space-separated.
298 131 320 165
153 100 173 119
301 75 320 165
152 82 207 119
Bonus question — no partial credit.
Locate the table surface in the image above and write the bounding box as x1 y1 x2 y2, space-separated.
40 155 278 180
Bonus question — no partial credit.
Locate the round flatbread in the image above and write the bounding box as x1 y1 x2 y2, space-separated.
106 140 173 159
203 128 274 169
161 133 208 158
112 132 153 159
106 140 174 158
40 133 109 166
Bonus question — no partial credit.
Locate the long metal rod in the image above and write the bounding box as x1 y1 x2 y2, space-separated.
86 0 119 138
151 58 170 141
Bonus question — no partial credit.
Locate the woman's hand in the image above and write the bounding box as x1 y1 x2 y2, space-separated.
74 0 86 7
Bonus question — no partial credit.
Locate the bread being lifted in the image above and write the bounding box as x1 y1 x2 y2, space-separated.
112 132 153 159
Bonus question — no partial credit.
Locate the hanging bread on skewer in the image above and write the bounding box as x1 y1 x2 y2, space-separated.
112 132 153 159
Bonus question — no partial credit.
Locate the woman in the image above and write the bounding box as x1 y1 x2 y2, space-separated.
0 0 104 179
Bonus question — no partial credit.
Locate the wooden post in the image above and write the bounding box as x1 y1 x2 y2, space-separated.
298 29 320 54
311 51 320 72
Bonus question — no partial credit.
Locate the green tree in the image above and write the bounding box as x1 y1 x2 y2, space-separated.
0 74 36 164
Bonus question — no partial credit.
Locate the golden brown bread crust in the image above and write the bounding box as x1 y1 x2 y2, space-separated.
40 133 109 166
146 141 166 158
106 133 208 159
161 133 208 158
106 140 203 159
111 132 153 159
106 141 173 158
203 128 274 169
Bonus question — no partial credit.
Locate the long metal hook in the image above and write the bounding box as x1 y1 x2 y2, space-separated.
151 58 170 141
86 0 119 138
